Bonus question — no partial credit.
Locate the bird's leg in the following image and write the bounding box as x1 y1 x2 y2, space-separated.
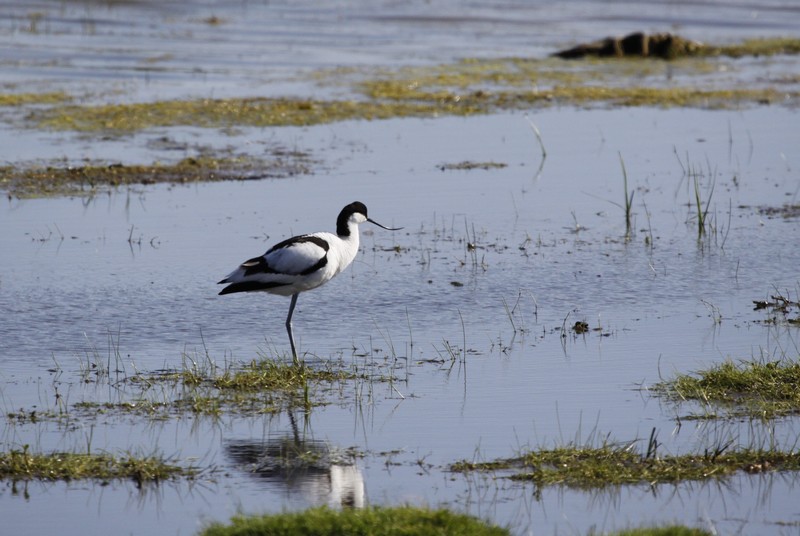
286 293 300 366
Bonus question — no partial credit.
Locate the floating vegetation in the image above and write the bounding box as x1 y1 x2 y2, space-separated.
0 152 313 198
200 506 510 536
450 438 800 489
29 97 438 133
0 445 193 484
653 357 800 419
0 91 70 107
24 86 793 141
702 37 800 58
13 36 799 140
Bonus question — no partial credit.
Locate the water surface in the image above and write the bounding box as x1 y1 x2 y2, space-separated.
2 1 800 535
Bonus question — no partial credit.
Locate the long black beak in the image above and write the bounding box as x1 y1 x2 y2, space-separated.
367 218 403 231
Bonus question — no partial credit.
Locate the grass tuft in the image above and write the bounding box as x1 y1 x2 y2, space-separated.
451 435 800 488
200 506 509 536
0 445 193 484
653 357 800 419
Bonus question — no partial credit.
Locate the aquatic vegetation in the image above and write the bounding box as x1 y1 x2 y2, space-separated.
14 36 800 141
702 37 800 58
653 357 800 419
450 436 800 488
200 506 510 536
0 445 193 484
0 153 312 198
0 91 70 106
8 354 370 422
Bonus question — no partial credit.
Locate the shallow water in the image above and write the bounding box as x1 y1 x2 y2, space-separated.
2 1 800 535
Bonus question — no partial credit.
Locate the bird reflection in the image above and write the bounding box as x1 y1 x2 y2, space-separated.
225 430 365 509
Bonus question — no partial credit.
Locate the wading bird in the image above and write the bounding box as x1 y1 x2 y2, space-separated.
218 201 402 365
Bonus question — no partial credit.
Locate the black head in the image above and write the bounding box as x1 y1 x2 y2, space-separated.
336 201 402 236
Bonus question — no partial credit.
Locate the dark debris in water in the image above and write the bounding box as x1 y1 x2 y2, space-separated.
753 293 800 327
757 204 800 219
553 32 702 60
438 161 508 172
572 321 590 334
553 33 800 60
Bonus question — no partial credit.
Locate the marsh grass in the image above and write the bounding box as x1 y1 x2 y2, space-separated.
1 153 312 198
653 357 800 419
614 152 634 239
693 175 715 239
122 356 362 416
451 436 800 489
17 38 800 139
27 87 793 138
200 506 510 536
0 445 193 485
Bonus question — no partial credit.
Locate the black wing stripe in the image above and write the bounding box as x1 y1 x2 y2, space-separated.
299 255 328 275
268 235 330 254
218 281 289 295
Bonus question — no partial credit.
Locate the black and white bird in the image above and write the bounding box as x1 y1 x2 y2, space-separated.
218 201 402 364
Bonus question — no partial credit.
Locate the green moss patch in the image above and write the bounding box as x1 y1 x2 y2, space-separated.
200 506 509 536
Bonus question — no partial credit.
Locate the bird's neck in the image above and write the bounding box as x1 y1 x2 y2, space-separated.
338 221 359 241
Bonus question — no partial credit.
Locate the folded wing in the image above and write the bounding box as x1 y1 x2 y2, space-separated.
218 235 330 295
